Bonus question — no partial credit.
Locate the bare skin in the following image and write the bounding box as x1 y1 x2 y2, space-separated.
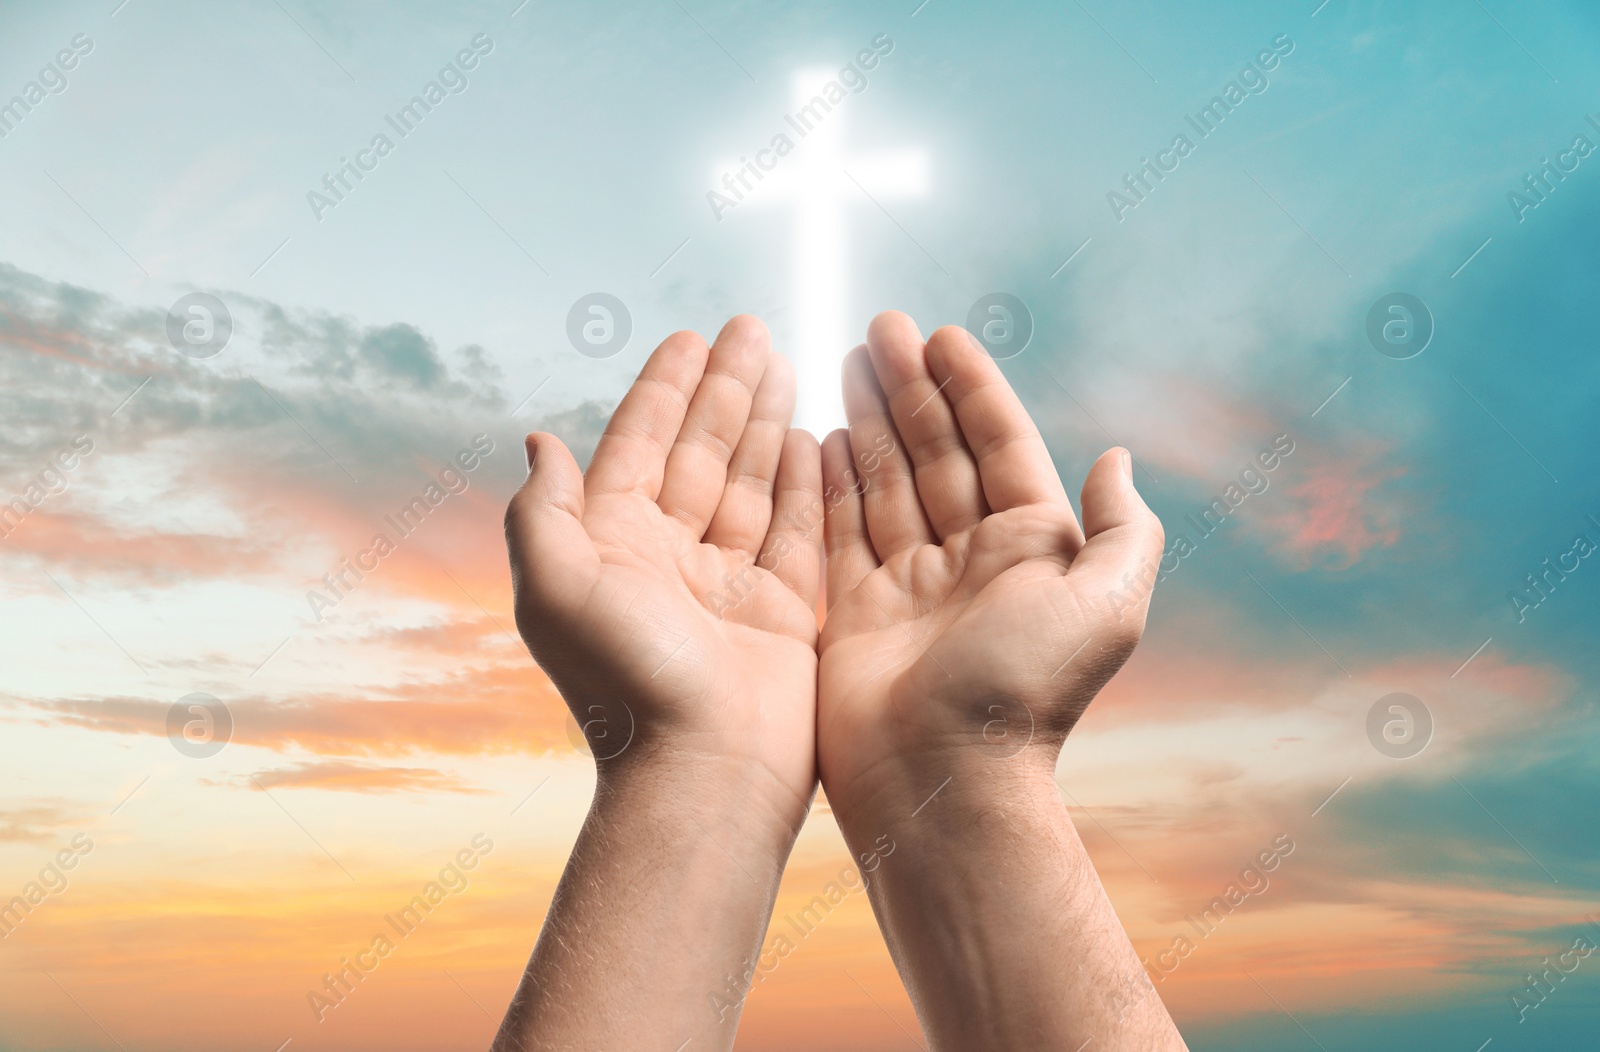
816 312 1187 1050
495 315 822 1050
495 310 1186 1050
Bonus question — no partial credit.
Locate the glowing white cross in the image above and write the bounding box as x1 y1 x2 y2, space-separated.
717 70 927 435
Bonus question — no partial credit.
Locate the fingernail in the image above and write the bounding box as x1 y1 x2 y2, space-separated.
1120 448 1132 480
525 436 536 474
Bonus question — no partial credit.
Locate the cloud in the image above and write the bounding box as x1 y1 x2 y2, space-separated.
532 399 614 468
0 506 279 586
357 323 446 387
18 659 568 758
232 760 485 794
0 803 79 843
0 260 549 605
1263 451 1407 569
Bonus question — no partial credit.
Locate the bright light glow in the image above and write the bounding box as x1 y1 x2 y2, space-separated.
718 70 926 436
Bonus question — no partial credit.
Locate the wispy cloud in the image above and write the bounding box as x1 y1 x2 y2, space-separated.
224 759 487 794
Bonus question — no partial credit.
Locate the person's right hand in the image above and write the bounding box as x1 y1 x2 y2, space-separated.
504 315 822 826
812 311 1183 1051
816 310 1165 820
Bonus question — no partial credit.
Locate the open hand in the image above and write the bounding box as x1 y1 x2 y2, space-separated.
816 311 1165 816
504 315 822 824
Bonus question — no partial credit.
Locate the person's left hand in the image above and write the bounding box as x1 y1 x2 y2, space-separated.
503 315 823 824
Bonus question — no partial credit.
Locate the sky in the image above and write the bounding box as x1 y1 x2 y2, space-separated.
1 0 1598 1049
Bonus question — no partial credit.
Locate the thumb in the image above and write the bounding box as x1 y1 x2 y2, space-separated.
504 433 598 617
1065 448 1165 634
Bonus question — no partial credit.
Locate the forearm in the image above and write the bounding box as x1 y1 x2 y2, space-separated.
834 754 1186 1051
494 752 808 1051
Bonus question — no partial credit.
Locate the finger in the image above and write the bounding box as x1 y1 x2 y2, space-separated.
866 312 988 540
702 352 794 555
584 329 709 501
1064 448 1165 641
505 434 601 624
842 345 936 559
821 428 878 607
757 428 823 610
657 315 771 536
925 325 1076 523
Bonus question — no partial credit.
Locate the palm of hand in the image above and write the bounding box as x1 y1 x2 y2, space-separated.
577 489 819 786
819 511 1072 780
506 317 822 808
815 315 1162 807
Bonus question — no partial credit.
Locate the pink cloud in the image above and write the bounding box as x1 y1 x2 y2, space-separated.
1274 458 1405 568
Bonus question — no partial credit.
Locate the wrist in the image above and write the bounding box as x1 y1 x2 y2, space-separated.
824 720 1063 832
828 744 1065 861
564 680 817 842
824 749 1183 1052
595 740 814 849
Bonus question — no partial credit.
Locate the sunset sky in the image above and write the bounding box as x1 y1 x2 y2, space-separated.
2 0 1598 1049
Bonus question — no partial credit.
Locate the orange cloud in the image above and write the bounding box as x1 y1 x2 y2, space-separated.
232 760 486 794
23 659 568 757
1 507 280 584
0 804 81 843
